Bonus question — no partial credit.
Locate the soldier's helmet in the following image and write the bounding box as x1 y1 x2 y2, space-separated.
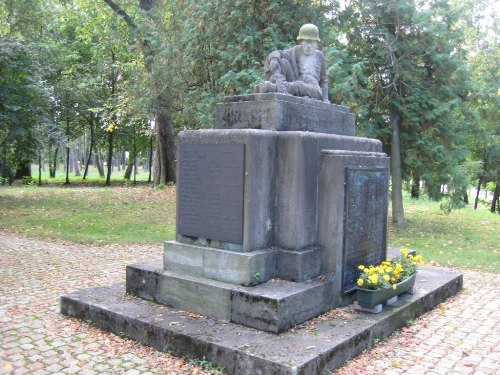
297 24 320 42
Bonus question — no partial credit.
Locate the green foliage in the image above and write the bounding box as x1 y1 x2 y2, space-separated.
465 0 500 210
0 38 52 182
332 0 480 208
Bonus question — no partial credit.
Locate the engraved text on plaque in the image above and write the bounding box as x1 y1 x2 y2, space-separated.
342 167 389 293
178 143 245 244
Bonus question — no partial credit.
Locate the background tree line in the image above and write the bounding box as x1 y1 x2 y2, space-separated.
0 0 498 220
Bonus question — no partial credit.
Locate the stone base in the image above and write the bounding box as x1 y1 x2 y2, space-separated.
61 267 463 375
386 295 398 306
164 241 323 285
163 241 278 286
277 246 322 282
215 93 355 135
353 302 383 314
126 261 333 333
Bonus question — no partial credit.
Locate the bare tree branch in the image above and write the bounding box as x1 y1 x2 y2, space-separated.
102 0 136 29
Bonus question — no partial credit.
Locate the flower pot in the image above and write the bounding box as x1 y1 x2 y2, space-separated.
356 273 417 308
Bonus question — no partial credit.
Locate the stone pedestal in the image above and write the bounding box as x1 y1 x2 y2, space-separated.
127 94 390 330
61 88 464 375
215 93 355 135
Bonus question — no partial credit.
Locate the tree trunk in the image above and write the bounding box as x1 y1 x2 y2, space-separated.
133 122 137 184
65 144 70 185
38 155 42 186
73 148 81 177
124 146 134 180
14 161 31 179
124 161 133 180
475 155 488 210
153 106 176 185
65 120 70 185
115 147 121 171
411 173 420 199
105 131 114 186
49 146 58 178
389 102 406 227
134 155 138 183
474 178 482 209
83 118 95 179
148 136 153 183
491 175 500 214
95 142 105 178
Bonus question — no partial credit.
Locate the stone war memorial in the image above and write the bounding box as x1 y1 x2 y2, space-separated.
61 24 463 374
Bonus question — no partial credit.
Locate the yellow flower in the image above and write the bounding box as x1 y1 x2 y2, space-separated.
401 248 408 256
390 278 396 283
364 268 370 274
386 267 393 273
358 265 365 270
370 274 379 284
357 279 364 286
383 275 390 281
415 255 425 265
106 122 117 133
392 284 397 290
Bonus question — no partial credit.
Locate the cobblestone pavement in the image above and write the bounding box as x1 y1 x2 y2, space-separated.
0 231 498 375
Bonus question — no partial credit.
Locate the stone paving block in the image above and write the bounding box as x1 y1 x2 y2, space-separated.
1 231 498 375
45 363 62 372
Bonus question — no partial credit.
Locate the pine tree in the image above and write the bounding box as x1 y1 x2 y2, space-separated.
333 0 474 220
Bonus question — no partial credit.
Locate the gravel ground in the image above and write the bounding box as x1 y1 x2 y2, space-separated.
0 231 498 374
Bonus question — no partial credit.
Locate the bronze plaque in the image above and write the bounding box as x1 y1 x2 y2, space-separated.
342 167 389 293
178 143 245 244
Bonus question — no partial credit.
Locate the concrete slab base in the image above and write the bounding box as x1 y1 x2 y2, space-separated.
60 267 462 375
126 261 334 333
386 296 398 306
353 302 383 314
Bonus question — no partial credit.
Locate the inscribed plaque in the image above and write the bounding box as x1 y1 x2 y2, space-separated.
342 167 389 293
178 143 245 244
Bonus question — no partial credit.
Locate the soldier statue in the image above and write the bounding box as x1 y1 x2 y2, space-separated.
254 24 329 103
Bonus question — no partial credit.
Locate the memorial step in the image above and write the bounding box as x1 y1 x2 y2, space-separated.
61 267 463 375
126 260 334 333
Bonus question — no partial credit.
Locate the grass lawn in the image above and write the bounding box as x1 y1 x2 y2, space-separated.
388 196 499 272
0 186 498 271
0 186 176 244
29 164 152 184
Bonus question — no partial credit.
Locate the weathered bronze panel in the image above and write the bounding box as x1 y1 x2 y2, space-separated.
178 143 245 244
342 167 389 293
